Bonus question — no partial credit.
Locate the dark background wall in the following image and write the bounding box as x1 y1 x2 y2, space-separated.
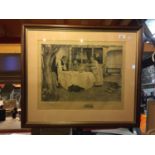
0 19 144 43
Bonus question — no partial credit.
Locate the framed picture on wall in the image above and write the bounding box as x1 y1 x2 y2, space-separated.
21 25 142 128
0 53 21 83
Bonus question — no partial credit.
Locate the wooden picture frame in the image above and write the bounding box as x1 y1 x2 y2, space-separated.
21 25 142 128
146 101 155 132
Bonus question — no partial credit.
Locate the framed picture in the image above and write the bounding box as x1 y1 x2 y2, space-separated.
0 53 21 83
146 101 155 133
21 25 142 128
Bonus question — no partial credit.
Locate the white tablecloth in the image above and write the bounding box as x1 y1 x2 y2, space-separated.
0 100 3 106
58 71 95 90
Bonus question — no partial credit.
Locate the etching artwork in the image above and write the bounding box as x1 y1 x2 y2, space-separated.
40 43 123 109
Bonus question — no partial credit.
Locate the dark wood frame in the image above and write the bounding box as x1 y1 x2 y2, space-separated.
146 101 155 132
21 24 143 128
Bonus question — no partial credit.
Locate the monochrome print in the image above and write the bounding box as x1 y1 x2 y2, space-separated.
41 43 123 105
